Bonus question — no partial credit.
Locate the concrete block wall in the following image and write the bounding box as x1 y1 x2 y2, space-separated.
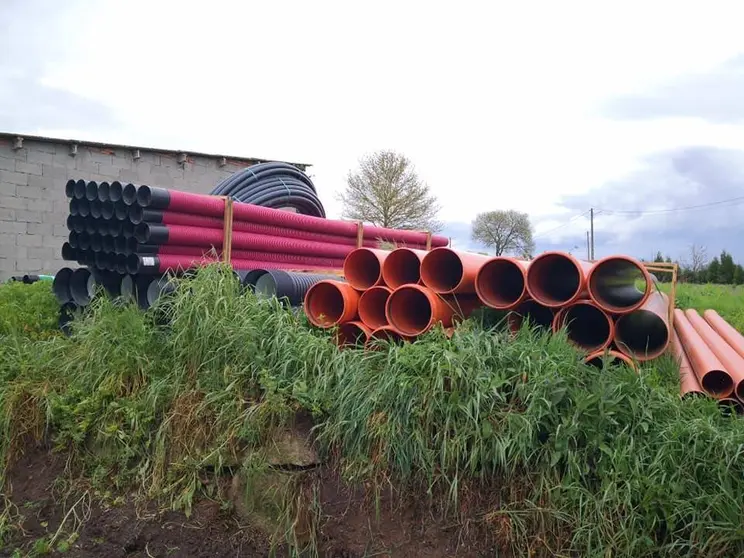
0 136 292 280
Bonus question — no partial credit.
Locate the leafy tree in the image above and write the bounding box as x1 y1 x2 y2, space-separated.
719 250 736 284
734 265 743 285
337 150 443 232
708 257 721 283
471 210 535 257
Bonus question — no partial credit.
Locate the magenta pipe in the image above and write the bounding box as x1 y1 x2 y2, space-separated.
136 223 358 259
155 245 344 268
129 207 432 251
136 185 449 247
127 254 345 275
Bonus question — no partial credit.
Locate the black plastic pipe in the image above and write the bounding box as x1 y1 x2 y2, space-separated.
254 270 339 306
114 200 129 220
85 180 98 201
109 181 124 203
77 198 90 217
61 242 76 261
70 267 96 306
53 267 74 304
97 181 110 202
65 179 76 198
73 179 87 200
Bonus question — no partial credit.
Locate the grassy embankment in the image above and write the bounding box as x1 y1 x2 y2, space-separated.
2 272 744 556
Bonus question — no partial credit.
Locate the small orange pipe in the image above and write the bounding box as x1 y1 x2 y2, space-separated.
584 349 637 372
335 321 371 348
673 308 733 398
420 247 491 294
385 284 480 336
614 290 670 361
553 300 614 352
703 309 744 360
718 397 744 416
586 255 653 314
685 309 744 403
358 286 392 330
304 280 360 328
474 257 530 310
507 299 554 333
365 325 414 350
381 247 429 289
525 251 593 308
670 328 704 398
343 247 389 290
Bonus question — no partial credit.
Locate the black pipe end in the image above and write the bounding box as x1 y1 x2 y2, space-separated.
84 219 97 235
90 234 103 252
114 201 129 220
115 254 127 275
136 185 171 210
65 179 76 198
78 232 91 250
108 220 122 236
135 223 169 244
61 242 76 261
89 199 102 219
74 179 86 199
77 198 91 217
129 206 164 225
126 254 160 275
109 181 123 203
66 214 75 231
97 181 110 202
122 220 135 239
133 243 159 255
125 237 138 255
85 181 99 201
102 236 115 253
101 200 115 220
114 236 128 254
69 198 79 216
122 183 138 206
72 217 85 234
128 204 143 224
94 252 108 270
52 267 74 304
68 231 78 248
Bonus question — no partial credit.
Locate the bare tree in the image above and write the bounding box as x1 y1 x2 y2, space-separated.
689 243 708 275
471 210 535 257
337 150 443 232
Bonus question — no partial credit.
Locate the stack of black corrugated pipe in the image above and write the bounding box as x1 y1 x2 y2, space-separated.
52 162 449 327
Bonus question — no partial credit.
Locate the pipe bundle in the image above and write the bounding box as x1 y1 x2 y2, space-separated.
310 247 672 366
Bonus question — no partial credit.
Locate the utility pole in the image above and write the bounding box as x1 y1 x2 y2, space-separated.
586 231 590 260
589 208 595 260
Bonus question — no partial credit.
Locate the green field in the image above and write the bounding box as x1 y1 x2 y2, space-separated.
1 272 744 557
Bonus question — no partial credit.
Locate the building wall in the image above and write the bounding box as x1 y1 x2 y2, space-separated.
0 136 273 280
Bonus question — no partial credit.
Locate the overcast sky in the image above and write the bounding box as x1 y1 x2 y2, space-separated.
3 0 744 261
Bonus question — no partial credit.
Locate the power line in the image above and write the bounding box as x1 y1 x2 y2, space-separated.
596 195 744 215
532 210 591 240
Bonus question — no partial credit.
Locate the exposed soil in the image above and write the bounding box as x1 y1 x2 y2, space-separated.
2 443 495 557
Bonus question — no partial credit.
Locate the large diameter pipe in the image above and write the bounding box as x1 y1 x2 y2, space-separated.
584 349 637 372
385 284 479 335
127 254 343 275
69 267 96 306
52 267 74 304
703 310 744 360
136 185 449 247
334 321 372 348
685 309 744 402
670 329 704 399
673 308 733 398
304 280 360 328
254 270 339 306
586 255 653 314
507 299 554 333
526 251 593 308
552 300 614 352
343 248 389 290
128 207 431 250
135 223 357 260
358 286 392 330
614 290 670 361
126 246 344 269
381 247 429 289
420 248 491 294
475 257 529 310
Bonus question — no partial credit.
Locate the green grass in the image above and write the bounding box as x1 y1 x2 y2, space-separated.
2 271 744 556
666 283 744 332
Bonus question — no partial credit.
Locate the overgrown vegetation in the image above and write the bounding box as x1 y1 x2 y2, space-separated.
2 267 744 556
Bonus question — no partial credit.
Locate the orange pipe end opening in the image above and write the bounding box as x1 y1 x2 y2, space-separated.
718 397 744 416
335 321 371 348
526 251 586 308
507 299 554 332
553 302 613 352
584 349 637 372
587 255 652 314
343 248 387 290
615 309 670 361
358 286 392 330
475 258 527 309
381 248 424 289
365 325 413 350
386 285 438 336
304 280 358 328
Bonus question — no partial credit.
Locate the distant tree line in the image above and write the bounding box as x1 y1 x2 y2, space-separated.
647 245 744 284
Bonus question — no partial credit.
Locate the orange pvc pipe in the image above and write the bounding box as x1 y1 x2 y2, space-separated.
334 321 371 348
365 325 414 350
385 284 480 336
670 328 704 398
343 248 389 290
703 309 744 360
586 255 653 314
552 300 614 352
381 247 429 289
718 397 744 416
673 308 733 398
685 309 744 402
304 280 360 328
614 290 670 361
584 349 637 372
420 247 491 294
474 257 530 310
525 251 594 308
358 286 392 330
507 299 554 333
